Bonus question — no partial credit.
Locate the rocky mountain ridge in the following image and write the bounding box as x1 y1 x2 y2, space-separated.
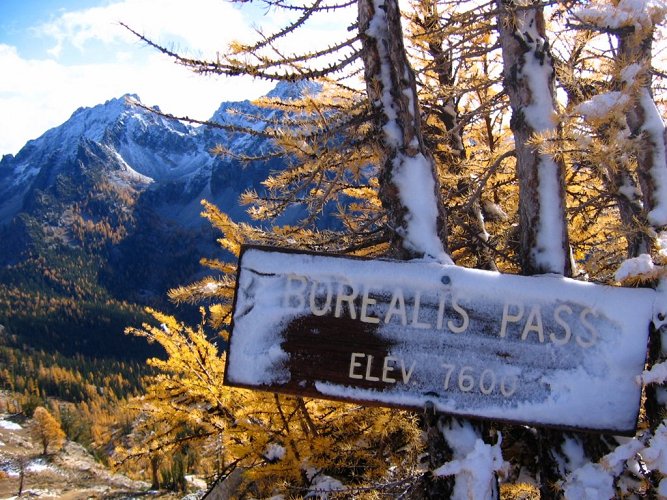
0 83 310 229
0 82 318 359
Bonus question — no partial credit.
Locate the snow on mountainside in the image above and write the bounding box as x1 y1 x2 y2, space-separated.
0 82 324 359
0 84 319 231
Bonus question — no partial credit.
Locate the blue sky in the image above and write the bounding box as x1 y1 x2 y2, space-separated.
0 0 352 157
0 0 268 156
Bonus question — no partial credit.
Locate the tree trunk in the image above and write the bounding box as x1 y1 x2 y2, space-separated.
496 0 573 495
358 0 450 262
618 18 667 449
151 455 161 490
358 1 498 497
496 0 571 277
17 458 25 497
620 30 667 231
358 0 454 493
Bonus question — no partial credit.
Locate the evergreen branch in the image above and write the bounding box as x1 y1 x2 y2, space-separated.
253 37 361 70
211 145 286 163
126 97 277 139
235 0 325 53
448 212 518 265
462 149 516 213
565 20 636 36
194 48 362 81
121 21 360 81
252 0 357 11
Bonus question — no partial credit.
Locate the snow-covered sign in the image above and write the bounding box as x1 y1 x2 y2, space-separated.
225 245 655 434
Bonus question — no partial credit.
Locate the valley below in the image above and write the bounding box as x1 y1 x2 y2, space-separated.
0 391 197 499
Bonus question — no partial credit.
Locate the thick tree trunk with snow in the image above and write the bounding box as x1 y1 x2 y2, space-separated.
358 0 450 262
496 1 574 495
496 0 571 277
618 25 667 434
358 1 500 498
358 1 455 495
619 32 667 232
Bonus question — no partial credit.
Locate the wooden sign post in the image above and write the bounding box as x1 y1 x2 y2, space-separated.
225 245 655 434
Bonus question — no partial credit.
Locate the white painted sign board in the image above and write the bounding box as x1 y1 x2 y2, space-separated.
225 245 655 434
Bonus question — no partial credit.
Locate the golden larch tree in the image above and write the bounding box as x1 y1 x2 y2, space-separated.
31 406 66 455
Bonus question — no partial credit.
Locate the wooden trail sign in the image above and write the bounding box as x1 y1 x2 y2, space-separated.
225 245 655 434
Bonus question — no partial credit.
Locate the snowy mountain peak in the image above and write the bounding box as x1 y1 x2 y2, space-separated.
0 81 331 229
266 80 322 100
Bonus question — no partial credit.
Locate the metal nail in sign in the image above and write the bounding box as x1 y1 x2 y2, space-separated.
225 245 655 434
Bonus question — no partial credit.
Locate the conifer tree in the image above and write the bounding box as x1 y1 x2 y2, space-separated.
31 406 66 455
122 0 667 496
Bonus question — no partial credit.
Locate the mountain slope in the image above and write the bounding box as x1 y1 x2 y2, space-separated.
0 83 314 360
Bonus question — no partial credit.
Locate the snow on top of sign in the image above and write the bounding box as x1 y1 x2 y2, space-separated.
229 248 654 432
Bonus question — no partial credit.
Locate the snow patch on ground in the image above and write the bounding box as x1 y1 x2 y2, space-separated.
26 458 58 474
185 474 208 489
0 419 22 431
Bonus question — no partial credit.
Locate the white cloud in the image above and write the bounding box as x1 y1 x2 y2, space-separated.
34 0 252 58
0 41 273 156
1 0 355 157
1 0 273 156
